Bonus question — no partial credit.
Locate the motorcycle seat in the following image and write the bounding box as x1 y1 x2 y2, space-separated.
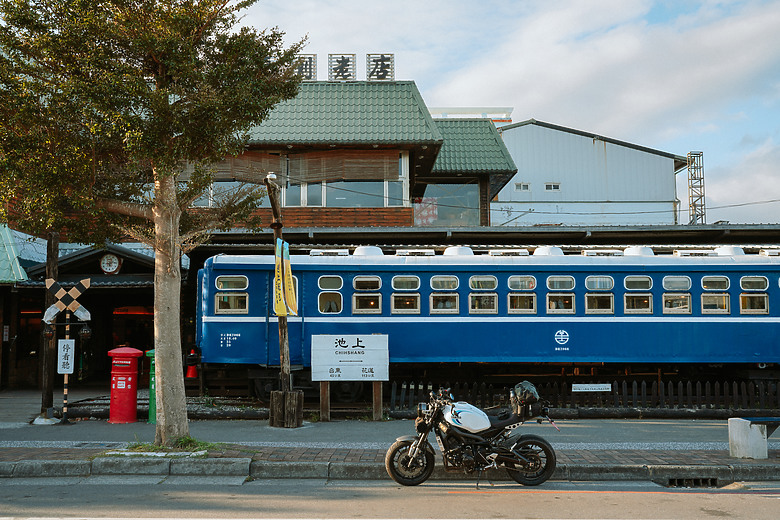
488 413 522 429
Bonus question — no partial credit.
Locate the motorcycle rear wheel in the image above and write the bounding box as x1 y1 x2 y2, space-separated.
385 439 435 486
504 434 556 486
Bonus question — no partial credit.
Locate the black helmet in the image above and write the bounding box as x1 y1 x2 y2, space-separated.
513 381 539 405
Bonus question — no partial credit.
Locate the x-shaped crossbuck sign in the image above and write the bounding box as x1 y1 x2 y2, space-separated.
43 278 91 324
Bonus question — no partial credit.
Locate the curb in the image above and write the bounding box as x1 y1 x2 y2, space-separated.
68 402 780 422
2 458 780 482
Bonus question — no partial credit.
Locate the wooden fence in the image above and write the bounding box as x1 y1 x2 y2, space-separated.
388 379 780 412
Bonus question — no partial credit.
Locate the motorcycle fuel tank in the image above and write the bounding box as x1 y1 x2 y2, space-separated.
443 402 490 433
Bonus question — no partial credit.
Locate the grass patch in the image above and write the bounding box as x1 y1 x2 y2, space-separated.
126 435 224 452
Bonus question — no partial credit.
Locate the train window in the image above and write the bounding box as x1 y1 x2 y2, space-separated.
508 293 536 314
702 293 730 314
431 275 459 290
431 293 459 314
392 276 420 291
469 293 498 314
547 276 575 290
585 293 614 314
741 276 768 291
215 275 248 290
470 275 498 290
353 276 381 291
624 276 652 290
508 275 536 290
663 276 691 291
353 294 381 314
392 293 420 314
740 294 768 314
702 276 730 290
215 293 248 314
319 292 342 313
319 276 343 290
625 294 652 314
662 293 691 314
547 293 574 314
586 276 614 291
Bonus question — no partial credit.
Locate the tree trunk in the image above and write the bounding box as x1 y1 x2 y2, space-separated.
153 173 189 445
40 231 58 416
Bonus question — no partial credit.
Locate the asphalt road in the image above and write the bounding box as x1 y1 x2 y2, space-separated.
1 479 779 519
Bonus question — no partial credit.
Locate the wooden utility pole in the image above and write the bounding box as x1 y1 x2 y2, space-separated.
264 174 303 427
40 231 58 417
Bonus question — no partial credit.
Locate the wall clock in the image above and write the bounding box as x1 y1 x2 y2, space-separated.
100 253 122 274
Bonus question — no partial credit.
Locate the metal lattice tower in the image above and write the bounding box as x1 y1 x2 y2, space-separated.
687 151 706 224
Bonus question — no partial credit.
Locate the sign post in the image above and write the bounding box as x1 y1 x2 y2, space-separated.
56 322 75 424
44 278 91 425
264 174 303 428
311 334 389 421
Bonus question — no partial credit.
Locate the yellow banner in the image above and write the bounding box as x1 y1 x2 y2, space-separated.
273 238 298 316
273 239 286 316
283 242 298 316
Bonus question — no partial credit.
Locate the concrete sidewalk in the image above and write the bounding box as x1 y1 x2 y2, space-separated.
1 388 778 484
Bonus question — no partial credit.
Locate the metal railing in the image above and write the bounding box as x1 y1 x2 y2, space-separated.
388 379 780 412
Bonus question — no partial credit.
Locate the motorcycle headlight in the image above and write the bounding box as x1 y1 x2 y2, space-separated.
416 402 428 418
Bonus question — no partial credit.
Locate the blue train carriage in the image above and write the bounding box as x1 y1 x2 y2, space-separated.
196 245 780 390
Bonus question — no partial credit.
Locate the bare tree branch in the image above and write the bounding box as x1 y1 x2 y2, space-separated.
96 197 154 220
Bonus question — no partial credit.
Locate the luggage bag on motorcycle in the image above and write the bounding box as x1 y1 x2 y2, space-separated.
510 380 540 416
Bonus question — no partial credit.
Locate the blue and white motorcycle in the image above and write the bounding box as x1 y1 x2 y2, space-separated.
385 381 558 486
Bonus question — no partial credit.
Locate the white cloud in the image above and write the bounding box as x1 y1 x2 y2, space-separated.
703 138 780 224
428 0 780 143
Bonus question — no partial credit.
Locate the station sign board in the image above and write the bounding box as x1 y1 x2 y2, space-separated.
311 334 389 381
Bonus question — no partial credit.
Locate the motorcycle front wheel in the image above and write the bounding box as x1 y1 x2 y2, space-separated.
504 434 556 486
385 439 435 486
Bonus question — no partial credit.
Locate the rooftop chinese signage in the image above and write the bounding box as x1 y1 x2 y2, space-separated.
297 53 395 82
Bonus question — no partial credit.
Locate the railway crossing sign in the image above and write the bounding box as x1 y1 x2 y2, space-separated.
43 278 91 323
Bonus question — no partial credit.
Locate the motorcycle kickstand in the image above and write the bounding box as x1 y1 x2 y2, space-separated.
475 463 497 489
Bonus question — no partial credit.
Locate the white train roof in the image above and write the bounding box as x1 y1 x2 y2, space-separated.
210 245 780 268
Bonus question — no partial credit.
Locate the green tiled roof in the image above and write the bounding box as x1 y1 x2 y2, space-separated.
247 81 443 146
431 119 517 174
0 224 27 283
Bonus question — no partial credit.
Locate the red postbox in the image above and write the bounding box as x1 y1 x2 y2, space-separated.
108 347 143 424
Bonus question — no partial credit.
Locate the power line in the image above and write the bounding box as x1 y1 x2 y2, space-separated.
279 173 780 218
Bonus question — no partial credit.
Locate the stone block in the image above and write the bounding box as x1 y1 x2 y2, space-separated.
250 460 329 479
170 457 251 476
92 457 170 475
13 460 91 478
729 418 768 459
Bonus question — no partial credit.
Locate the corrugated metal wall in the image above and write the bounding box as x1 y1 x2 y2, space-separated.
493 124 678 226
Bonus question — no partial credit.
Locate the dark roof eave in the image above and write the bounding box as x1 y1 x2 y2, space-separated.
247 140 443 148
426 169 517 176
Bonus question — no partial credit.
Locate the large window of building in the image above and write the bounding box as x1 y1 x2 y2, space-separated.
283 150 408 208
413 183 480 226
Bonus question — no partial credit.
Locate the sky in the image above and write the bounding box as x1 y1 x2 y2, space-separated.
241 0 780 225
